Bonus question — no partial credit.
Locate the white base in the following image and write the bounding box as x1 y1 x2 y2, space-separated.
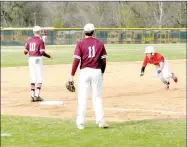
40 101 64 105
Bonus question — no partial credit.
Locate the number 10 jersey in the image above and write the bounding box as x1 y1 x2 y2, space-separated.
25 36 45 57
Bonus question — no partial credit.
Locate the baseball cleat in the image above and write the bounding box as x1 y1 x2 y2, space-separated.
171 73 178 83
77 124 84 130
165 84 169 89
98 122 109 128
31 96 35 102
34 96 44 102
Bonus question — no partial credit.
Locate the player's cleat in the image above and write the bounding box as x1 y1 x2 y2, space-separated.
165 84 170 89
34 96 44 102
31 96 35 102
171 73 178 83
77 124 84 130
98 122 109 129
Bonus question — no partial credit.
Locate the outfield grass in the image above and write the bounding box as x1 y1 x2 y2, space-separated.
1 44 186 67
1 115 186 147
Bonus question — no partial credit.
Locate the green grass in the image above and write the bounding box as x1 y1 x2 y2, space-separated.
1 115 186 147
1 44 186 67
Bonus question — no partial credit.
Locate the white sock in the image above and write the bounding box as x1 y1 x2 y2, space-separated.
31 90 35 97
35 89 40 97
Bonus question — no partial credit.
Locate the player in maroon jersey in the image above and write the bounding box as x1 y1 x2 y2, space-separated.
41 29 47 43
68 23 109 129
24 26 52 102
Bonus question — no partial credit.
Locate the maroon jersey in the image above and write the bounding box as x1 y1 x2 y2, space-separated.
25 36 45 57
74 37 107 69
41 29 47 36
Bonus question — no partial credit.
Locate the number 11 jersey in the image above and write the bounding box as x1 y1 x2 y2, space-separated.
74 37 107 69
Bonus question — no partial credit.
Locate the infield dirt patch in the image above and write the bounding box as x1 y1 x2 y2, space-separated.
1 60 186 122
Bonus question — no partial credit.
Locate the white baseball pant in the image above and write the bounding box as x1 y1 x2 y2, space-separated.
76 68 104 126
155 59 172 83
29 57 43 83
41 36 47 43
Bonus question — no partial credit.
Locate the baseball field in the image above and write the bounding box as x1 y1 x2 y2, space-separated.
1 44 186 147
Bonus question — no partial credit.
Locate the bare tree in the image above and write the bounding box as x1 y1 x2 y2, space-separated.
0 1 186 28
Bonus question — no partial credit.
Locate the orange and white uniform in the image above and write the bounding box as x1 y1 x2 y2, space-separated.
142 52 172 83
142 52 165 67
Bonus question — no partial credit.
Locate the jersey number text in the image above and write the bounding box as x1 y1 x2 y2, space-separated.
88 46 95 58
29 43 36 51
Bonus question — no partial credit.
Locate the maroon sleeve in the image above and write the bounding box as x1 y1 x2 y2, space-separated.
73 43 82 59
71 58 80 76
71 43 82 76
39 40 45 52
101 44 107 59
39 40 51 58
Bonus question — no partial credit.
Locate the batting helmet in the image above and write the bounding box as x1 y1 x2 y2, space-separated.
145 46 155 55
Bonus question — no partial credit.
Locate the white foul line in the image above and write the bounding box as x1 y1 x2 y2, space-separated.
1 133 12 137
105 108 186 115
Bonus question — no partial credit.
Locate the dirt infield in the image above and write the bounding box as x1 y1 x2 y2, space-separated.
1 60 186 122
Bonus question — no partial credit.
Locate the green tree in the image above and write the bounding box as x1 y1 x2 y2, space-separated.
54 17 63 28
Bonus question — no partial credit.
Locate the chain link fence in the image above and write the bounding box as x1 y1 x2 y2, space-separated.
1 28 187 46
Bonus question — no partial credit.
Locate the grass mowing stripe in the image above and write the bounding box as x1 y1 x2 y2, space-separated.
1 44 186 67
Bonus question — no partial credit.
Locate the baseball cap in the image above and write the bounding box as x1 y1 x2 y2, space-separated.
83 23 95 32
33 26 42 32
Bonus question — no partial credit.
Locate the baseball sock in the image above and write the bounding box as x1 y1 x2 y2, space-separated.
35 83 42 97
31 83 35 97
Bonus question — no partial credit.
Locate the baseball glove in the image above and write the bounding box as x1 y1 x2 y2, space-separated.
66 81 75 92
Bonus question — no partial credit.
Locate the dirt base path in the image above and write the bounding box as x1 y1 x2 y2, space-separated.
1 60 186 122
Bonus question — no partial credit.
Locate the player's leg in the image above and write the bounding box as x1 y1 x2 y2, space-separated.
29 58 36 101
91 69 109 128
76 69 90 129
162 60 178 83
35 58 44 101
160 60 172 88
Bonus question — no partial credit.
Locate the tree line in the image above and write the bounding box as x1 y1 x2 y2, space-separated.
1 1 187 28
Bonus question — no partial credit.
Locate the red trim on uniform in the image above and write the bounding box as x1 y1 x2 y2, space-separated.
31 83 35 90
71 58 80 76
36 83 42 89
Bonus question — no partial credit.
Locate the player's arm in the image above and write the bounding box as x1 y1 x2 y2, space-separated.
71 58 80 76
100 58 106 73
69 43 81 81
39 41 52 58
140 56 148 76
157 54 165 74
100 45 107 75
24 41 29 55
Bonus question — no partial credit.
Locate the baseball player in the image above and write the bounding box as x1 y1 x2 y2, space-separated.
24 26 52 102
140 46 178 89
41 29 47 44
68 23 109 129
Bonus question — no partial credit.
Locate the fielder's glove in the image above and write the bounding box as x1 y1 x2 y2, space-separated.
66 81 75 92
